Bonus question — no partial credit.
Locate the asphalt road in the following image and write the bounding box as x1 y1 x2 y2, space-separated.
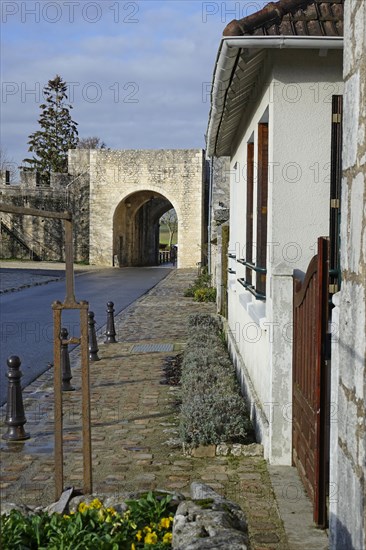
0 267 171 406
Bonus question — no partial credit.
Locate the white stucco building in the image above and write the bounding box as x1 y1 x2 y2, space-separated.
206 0 343 464
207 0 365 540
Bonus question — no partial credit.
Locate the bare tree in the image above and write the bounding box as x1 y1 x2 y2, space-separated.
0 148 17 183
160 208 178 248
77 136 107 149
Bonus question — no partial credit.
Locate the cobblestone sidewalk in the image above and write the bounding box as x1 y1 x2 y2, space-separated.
0 269 289 549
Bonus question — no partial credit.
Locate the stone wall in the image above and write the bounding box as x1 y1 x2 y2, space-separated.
0 169 89 262
1 150 205 268
69 149 205 268
208 157 230 288
329 1 366 548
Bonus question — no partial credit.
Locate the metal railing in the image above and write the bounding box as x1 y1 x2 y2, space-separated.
237 258 267 301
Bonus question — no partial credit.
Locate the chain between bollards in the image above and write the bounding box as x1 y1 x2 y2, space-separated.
60 328 75 391
105 301 117 343
88 311 100 361
3 356 30 441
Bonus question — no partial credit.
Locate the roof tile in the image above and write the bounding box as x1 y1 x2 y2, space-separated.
223 0 344 37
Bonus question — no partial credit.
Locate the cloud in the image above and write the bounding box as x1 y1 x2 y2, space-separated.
1 0 227 169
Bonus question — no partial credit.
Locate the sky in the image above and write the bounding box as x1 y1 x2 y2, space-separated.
1 0 263 174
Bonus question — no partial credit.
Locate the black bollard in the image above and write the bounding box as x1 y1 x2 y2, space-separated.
105 301 117 343
3 356 30 441
88 311 100 361
60 328 75 391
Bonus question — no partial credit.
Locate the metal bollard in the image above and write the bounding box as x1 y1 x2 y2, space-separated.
105 301 117 343
88 311 100 361
3 356 30 441
60 328 75 391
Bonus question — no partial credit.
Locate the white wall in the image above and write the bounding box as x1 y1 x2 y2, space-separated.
226 48 343 464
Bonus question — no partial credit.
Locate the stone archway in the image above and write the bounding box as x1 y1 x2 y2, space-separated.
68 149 205 268
113 190 174 266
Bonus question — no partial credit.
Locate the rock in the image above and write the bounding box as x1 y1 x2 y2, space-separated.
216 443 229 456
231 444 243 456
175 531 248 549
172 483 248 549
0 503 35 517
191 483 247 531
240 443 263 457
44 487 74 515
191 445 216 458
68 494 94 513
103 497 128 515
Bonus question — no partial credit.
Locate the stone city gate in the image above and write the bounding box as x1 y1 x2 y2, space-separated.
68 149 205 269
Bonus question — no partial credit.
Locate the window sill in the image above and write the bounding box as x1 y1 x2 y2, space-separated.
239 289 266 326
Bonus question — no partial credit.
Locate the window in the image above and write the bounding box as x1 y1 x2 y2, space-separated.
238 122 268 300
256 122 268 297
246 142 254 285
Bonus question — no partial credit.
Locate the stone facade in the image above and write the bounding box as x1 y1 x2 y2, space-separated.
330 1 366 548
69 149 205 268
0 170 89 262
1 149 205 268
208 157 230 288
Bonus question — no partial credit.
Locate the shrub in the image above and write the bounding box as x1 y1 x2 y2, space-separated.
193 287 216 302
179 314 252 447
184 269 216 302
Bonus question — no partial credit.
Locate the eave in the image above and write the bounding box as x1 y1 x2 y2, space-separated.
206 36 343 158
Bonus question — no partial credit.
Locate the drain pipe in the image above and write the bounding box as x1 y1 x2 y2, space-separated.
207 156 214 275
207 35 344 156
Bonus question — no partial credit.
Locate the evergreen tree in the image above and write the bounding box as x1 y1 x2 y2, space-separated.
23 75 78 184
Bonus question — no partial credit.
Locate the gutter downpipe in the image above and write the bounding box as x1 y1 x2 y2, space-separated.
206 35 344 157
208 156 213 275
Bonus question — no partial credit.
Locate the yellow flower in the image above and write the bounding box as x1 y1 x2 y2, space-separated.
63 514 70 520
163 532 173 544
144 526 152 533
78 502 88 513
106 506 116 515
90 498 103 509
136 530 142 542
97 509 105 522
144 531 158 545
159 517 172 529
131 544 136 550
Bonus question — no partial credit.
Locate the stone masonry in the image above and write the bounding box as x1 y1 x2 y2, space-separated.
1 149 206 268
69 149 205 269
329 1 366 548
0 170 89 262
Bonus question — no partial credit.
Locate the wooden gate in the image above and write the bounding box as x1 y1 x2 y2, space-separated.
292 237 329 526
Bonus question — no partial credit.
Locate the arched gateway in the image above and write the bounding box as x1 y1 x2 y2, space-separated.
68 149 205 268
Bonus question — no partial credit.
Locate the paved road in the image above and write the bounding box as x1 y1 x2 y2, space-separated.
0 267 171 405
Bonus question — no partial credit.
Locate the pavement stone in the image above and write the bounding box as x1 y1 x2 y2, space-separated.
0 268 289 549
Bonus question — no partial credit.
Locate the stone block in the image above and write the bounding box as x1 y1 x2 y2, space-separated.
172 483 248 549
191 445 216 458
